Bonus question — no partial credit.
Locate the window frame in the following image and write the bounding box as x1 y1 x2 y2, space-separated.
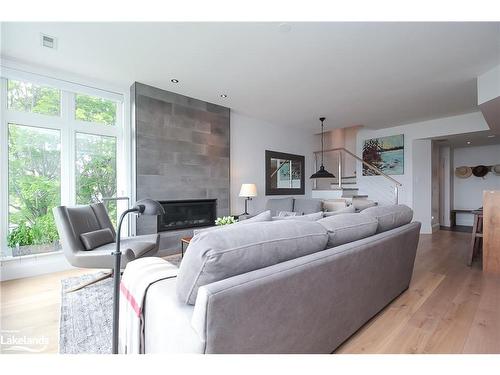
0 68 128 259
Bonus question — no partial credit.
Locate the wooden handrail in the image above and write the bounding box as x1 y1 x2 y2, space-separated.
313 147 403 187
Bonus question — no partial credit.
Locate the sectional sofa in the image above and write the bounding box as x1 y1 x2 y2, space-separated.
133 204 420 353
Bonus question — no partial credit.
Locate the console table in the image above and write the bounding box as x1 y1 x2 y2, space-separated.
450 209 474 227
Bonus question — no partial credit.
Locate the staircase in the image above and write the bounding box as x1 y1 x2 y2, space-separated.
312 147 401 204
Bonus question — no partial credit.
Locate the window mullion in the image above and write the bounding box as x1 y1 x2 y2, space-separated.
0 78 10 256
60 90 74 206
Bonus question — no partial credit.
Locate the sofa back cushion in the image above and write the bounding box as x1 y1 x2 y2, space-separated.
176 220 329 305
317 213 378 248
323 205 355 217
322 200 347 212
362 204 413 233
293 198 323 215
352 198 378 212
241 210 272 223
265 197 294 216
193 210 272 236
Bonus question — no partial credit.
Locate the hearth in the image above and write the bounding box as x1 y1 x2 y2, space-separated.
157 199 217 232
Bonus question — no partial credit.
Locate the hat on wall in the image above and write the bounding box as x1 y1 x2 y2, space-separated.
455 166 472 178
492 164 500 175
472 165 489 178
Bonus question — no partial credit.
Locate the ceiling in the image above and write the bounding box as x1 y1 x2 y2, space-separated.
432 130 500 148
1 22 499 130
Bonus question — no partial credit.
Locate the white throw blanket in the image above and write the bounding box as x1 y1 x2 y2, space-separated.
118 257 178 354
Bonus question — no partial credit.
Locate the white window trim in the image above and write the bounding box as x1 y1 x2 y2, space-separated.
0 62 131 267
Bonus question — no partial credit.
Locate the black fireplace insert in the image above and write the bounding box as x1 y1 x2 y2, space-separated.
157 199 217 232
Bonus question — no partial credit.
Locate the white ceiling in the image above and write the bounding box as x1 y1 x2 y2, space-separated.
1 22 499 130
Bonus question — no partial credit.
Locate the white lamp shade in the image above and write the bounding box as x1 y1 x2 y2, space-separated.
239 183 257 197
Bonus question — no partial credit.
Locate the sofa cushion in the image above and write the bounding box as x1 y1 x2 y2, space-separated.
322 205 355 217
80 228 115 250
317 213 378 248
362 204 413 233
176 220 329 305
322 200 347 212
240 210 272 223
293 198 323 215
352 198 378 212
272 211 324 221
265 197 294 216
192 211 272 236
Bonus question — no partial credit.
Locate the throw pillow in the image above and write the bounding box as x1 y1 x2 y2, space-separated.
322 200 347 212
322 205 355 217
80 228 115 250
193 210 272 236
352 198 377 212
273 211 324 221
278 211 297 217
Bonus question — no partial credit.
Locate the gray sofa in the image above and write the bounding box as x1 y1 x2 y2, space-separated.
135 205 420 353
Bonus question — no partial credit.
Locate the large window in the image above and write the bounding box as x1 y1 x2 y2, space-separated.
75 133 118 226
1 74 125 258
8 125 61 256
7 80 61 116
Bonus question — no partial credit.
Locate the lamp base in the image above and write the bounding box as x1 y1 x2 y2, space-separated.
242 196 251 216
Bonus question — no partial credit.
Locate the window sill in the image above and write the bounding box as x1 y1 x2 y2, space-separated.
0 250 63 264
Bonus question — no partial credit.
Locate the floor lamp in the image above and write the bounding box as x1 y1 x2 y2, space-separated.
111 198 165 354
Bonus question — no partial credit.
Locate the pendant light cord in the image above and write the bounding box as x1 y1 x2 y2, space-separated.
321 119 324 166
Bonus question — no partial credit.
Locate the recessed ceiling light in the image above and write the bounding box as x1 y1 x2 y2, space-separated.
467 141 471 145
171 79 179 83
220 94 228 98
487 135 496 138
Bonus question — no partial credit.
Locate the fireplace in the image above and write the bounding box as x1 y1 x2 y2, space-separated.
157 199 217 232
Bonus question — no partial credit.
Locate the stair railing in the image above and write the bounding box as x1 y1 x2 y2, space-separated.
313 147 402 204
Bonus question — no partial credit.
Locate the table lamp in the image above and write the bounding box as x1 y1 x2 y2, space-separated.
239 184 257 215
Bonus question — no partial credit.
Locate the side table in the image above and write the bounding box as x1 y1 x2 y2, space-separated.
180 236 192 258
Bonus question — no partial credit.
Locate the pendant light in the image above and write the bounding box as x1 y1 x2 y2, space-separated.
310 117 335 179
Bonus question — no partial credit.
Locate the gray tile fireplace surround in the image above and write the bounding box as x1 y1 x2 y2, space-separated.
132 82 230 254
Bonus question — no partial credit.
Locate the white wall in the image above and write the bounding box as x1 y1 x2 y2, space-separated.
453 144 500 225
230 112 315 215
412 140 433 233
439 146 452 227
356 111 490 233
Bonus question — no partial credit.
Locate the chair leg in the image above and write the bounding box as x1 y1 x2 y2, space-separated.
468 215 479 266
65 271 113 293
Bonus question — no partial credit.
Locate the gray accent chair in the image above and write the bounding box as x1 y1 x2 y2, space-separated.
53 203 160 290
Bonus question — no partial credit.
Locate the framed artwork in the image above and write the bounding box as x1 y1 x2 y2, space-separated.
265 150 305 195
362 134 404 176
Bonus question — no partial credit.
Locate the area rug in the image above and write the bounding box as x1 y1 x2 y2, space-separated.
59 255 181 354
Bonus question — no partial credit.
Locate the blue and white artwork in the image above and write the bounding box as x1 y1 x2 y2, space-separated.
362 134 404 176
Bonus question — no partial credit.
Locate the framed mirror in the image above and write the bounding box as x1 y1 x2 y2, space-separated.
265 150 305 195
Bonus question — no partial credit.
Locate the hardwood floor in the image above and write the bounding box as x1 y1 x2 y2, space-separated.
1 230 499 354
336 230 500 354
